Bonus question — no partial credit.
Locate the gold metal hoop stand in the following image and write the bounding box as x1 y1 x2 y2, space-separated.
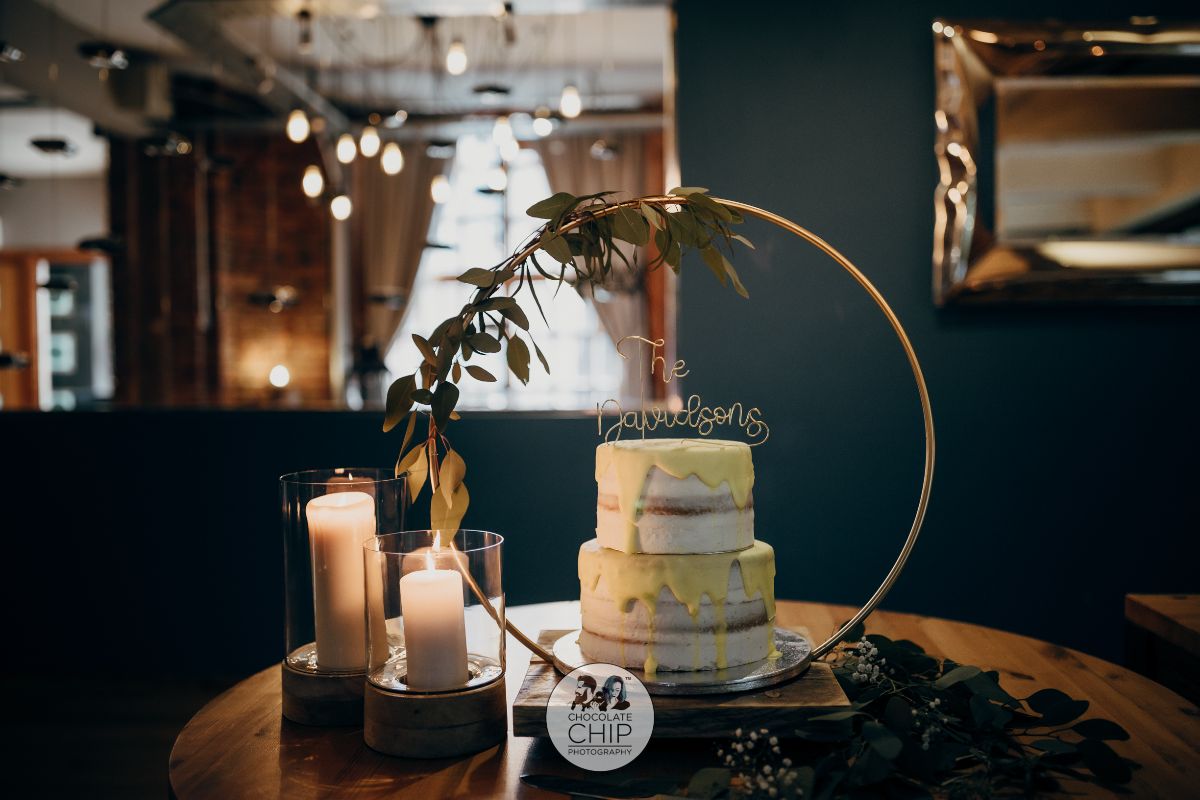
500 195 935 664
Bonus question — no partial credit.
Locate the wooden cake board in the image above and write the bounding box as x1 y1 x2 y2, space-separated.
512 629 851 738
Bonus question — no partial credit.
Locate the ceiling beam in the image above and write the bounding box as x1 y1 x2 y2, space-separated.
0 0 152 136
147 0 349 132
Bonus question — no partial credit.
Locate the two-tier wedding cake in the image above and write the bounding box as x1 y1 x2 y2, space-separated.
578 438 777 674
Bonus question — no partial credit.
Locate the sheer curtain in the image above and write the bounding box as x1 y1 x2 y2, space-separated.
530 133 655 404
353 143 447 352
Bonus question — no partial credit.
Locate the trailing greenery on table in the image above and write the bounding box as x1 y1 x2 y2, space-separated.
382 188 753 527
688 628 1136 799
528 627 1136 799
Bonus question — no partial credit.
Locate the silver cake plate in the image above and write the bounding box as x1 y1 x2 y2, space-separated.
550 628 813 696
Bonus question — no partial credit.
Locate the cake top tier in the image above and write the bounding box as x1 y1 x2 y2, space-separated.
596 438 755 551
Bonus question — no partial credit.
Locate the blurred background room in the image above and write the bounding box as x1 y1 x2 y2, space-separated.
0 0 1198 796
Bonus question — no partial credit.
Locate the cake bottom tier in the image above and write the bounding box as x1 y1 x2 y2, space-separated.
577 539 776 673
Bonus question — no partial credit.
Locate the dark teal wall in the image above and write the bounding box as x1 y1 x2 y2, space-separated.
674 0 1200 661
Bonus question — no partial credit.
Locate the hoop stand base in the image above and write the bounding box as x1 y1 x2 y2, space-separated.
281 661 365 726
364 678 507 758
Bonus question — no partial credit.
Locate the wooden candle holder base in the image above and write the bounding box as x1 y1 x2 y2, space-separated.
281 662 365 726
364 678 507 758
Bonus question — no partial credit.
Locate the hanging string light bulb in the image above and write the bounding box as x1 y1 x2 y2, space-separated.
445 38 468 75
532 106 554 138
492 115 513 147
301 165 324 198
559 84 582 119
330 194 352 220
336 133 357 164
359 125 381 157
381 142 404 175
285 109 310 142
430 174 452 204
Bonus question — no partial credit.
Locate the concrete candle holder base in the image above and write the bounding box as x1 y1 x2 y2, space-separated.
281 661 365 726
363 677 507 758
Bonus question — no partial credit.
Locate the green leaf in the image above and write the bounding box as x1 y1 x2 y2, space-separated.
465 364 497 382
882 696 913 734
721 252 749 298
701 245 728 286
862 720 903 760
933 664 981 689
640 202 666 230
688 191 734 222
456 268 496 287
429 317 454 343
452 362 461 382
507 335 531 384
612 206 650 245
430 382 459 430
382 373 416 432
499 304 530 330
399 408 418 453
963 672 1019 707
412 388 432 404
412 333 437 366
533 340 550 374
396 443 428 503
685 767 730 800
430 477 469 533
438 448 466 505
1027 688 1071 713
540 233 574 264
1073 718 1130 741
1028 688 1089 726
527 191 576 219
730 233 755 249
468 332 502 353
1077 738 1133 783
1031 738 1076 755
669 186 709 196
478 296 517 311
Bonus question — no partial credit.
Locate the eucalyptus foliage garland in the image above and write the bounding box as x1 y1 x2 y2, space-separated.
381 188 753 527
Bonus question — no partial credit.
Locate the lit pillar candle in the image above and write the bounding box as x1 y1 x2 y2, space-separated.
400 553 469 690
306 490 375 671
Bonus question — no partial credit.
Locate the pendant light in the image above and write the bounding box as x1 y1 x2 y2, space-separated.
559 84 582 119
286 109 310 143
381 142 404 175
359 125 381 157
330 194 352 220
445 38 468 75
301 165 324 198
430 175 452 204
336 133 356 164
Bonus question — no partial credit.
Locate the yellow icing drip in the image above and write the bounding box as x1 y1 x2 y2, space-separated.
596 439 754 553
714 602 727 669
644 615 657 674
767 626 781 660
579 540 776 671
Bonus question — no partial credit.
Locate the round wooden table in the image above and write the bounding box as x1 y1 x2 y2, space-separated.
169 601 1200 799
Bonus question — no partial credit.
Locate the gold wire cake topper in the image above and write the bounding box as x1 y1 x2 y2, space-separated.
595 334 770 446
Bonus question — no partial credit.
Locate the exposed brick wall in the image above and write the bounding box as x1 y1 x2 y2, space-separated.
109 132 332 407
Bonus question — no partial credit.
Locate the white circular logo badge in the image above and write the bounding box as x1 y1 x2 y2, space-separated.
546 663 654 771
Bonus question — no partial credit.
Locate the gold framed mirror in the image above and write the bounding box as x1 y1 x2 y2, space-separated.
933 18 1200 305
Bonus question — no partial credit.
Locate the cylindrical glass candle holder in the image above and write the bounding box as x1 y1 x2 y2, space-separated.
279 467 406 725
362 530 507 758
